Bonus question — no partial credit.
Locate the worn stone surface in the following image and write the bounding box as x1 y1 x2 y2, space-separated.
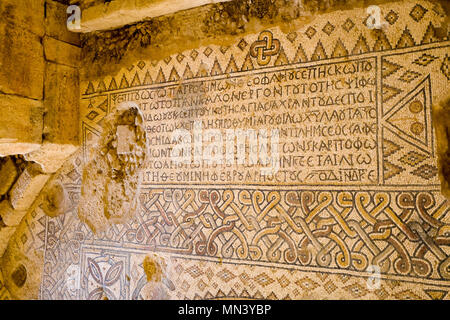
44 37 81 68
45 0 81 45
0 94 43 156
0 158 18 196
0 200 27 227
0 0 44 36
0 226 15 257
44 62 80 146
0 21 44 100
433 97 450 199
25 143 78 174
78 102 147 233
1 231 43 299
0 266 12 300
9 164 50 211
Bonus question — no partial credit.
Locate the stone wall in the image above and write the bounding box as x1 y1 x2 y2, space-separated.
0 0 80 159
0 0 81 299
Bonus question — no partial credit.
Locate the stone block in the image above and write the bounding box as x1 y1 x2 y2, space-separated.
78 0 230 32
0 158 18 196
45 0 81 45
44 62 80 146
0 200 27 227
0 94 44 156
44 36 81 68
0 226 15 257
0 0 44 36
9 164 50 211
24 142 78 173
0 21 44 100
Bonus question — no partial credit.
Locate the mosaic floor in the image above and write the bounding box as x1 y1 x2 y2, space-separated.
11 0 449 300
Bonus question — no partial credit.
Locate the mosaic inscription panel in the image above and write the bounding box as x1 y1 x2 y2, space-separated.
38 0 450 299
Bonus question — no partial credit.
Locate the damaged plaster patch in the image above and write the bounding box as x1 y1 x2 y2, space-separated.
140 253 175 300
433 97 450 200
143 255 163 282
41 180 69 218
78 102 148 233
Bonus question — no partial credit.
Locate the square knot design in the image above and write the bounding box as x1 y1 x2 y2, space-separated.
250 30 281 66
